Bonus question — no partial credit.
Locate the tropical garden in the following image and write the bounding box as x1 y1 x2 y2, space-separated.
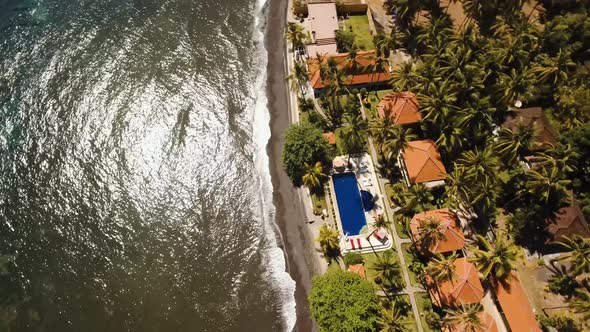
284 0 590 330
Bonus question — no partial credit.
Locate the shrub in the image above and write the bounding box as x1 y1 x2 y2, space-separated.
539 314 581 332
336 30 356 53
344 252 364 266
282 122 331 185
546 274 578 298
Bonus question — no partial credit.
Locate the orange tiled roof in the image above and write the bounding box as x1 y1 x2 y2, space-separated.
410 208 465 253
501 107 558 148
493 273 541 332
402 140 447 184
545 200 590 242
445 311 498 332
347 264 366 278
426 257 484 307
323 132 337 145
377 92 422 125
307 51 391 89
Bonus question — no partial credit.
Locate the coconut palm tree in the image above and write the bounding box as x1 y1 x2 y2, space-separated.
285 22 307 52
286 60 309 95
455 147 502 184
419 79 458 124
369 115 397 156
377 304 408 332
402 183 434 213
534 144 578 175
524 165 571 204
532 49 576 87
391 61 416 92
338 112 368 155
426 252 458 283
373 215 393 232
445 167 473 209
496 67 535 105
382 126 417 160
372 251 403 290
571 289 590 322
555 235 590 276
443 303 484 332
316 225 340 258
493 124 535 164
302 161 326 192
417 216 445 253
469 233 523 281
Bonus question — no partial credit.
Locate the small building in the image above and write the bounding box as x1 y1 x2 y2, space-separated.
307 51 391 95
501 107 558 150
347 263 366 278
339 0 368 14
377 92 422 126
322 132 337 145
304 1 339 55
545 200 590 243
409 208 465 254
492 273 542 332
425 257 484 307
399 140 447 188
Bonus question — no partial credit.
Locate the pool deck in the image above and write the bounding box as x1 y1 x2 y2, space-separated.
328 153 392 254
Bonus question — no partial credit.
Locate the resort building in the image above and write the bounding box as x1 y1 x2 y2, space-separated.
409 208 465 254
302 0 339 55
501 107 558 150
492 273 542 332
328 154 392 253
399 140 447 188
377 92 422 126
307 51 391 96
545 199 590 243
425 257 484 307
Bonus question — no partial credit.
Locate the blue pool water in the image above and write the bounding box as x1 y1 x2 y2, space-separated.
332 173 367 236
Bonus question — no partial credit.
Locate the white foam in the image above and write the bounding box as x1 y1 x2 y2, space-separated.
250 1 297 331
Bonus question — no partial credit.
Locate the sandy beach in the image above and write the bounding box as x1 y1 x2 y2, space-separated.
264 0 322 331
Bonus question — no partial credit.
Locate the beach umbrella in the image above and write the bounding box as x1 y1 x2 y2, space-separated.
332 157 346 172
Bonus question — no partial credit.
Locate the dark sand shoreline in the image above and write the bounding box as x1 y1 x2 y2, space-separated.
264 0 317 331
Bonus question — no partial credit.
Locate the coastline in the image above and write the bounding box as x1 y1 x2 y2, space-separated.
264 0 322 331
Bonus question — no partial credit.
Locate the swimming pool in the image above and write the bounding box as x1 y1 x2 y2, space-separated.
332 172 367 236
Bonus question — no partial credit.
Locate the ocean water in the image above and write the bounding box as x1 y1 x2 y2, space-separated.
0 0 295 331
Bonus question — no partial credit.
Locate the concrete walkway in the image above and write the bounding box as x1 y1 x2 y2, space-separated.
358 94 426 332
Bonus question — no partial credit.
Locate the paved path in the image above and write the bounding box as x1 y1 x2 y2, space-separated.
358 94 425 332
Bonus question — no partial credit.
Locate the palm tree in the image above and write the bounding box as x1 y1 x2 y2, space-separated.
525 166 570 204
369 115 397 156
445 167 473 209
285 22 307 52
455 147 502 184
286 60 309 95
532 49 576 87
316 225 340 258
302 161 326 192
469 233 523 281
496 67 536 105
391 61 416 92
401 183 434 213
555 235 590 276
534 144 578 175
377 304 408 332
571 289 590 322
338 112 368 155
372 251 403 289
443 303 484 332
426 252 458 283
493 124 535 163
382 126 417 160
418 79 458 124
417 216 445 252
373 215 393 232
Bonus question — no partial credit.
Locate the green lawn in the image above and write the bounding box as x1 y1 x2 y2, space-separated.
363 89 393 121
402 243 420 286
343 15 375 50
415 292 439 332
361 249 400 290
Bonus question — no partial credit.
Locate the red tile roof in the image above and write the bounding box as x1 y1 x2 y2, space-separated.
323 132 337 145
307 51 391 89
410 208 465 254
545 200 590 242
445 311 498 332
377 92 422 125
402 140 447 184
426 257 484 307
347 264 366 278
493 273 541 332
